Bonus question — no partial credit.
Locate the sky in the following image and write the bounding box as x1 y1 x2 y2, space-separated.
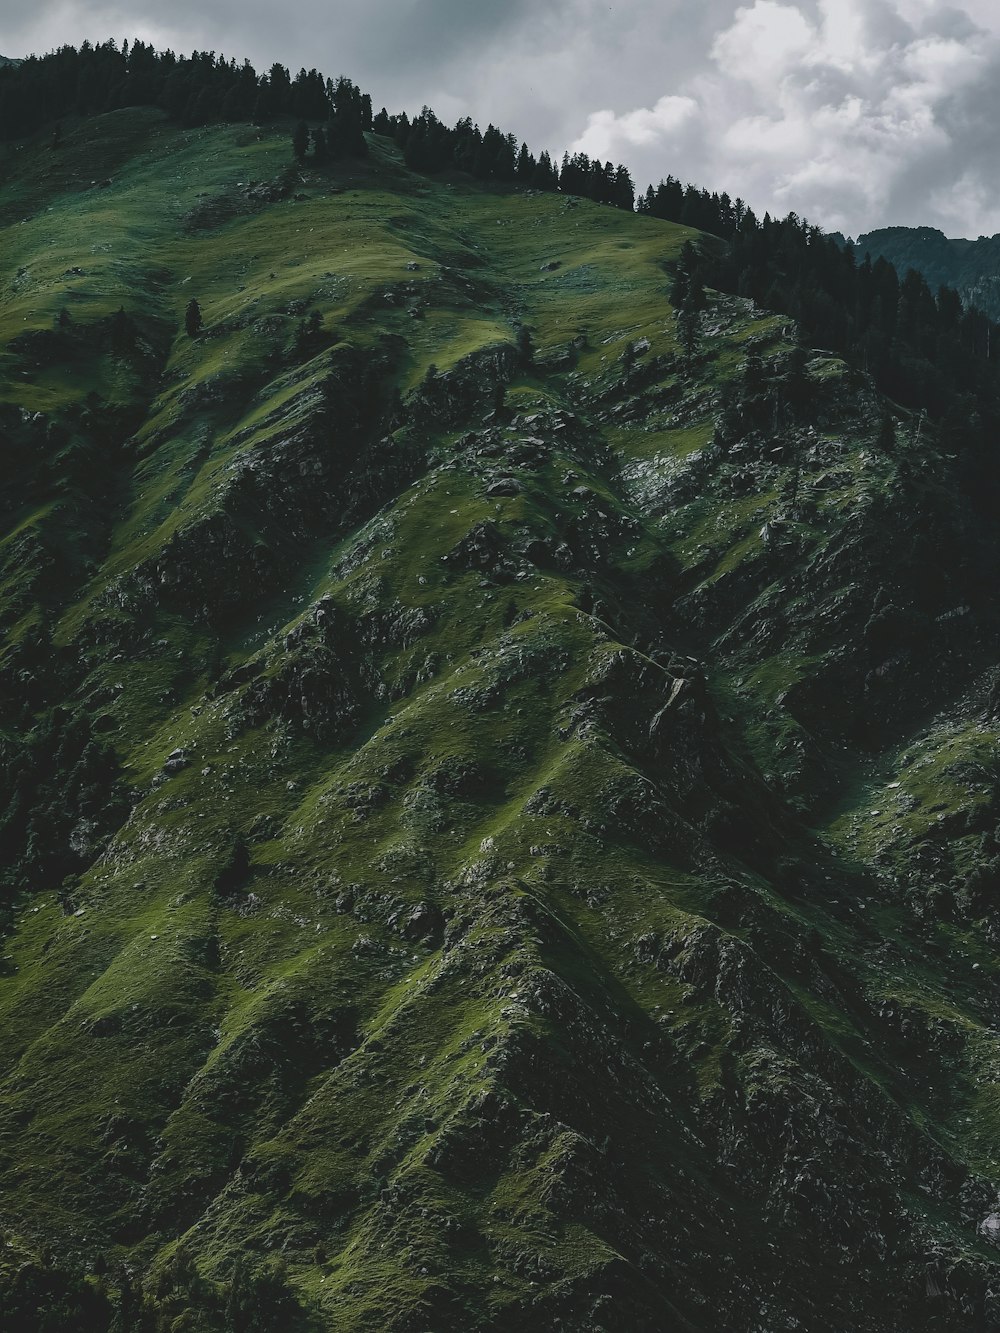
6 0 1000 238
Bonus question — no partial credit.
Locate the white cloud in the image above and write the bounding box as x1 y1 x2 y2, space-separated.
566 0 1000 235
711 2 814 83
573 96 698 159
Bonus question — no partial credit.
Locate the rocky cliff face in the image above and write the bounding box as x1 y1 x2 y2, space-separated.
2 111 1000 1331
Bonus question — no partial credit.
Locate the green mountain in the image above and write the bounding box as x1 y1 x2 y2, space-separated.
4 106 1000 1332
855 225 1000 322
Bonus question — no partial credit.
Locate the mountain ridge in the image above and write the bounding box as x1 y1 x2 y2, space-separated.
852 225 1000 322
1 102 1000 1332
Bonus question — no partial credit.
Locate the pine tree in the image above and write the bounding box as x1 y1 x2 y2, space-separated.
213 837 249 897
184 298 202 338
670 242 706 312
876 409 896 452
531 151 558 192
110 306 134 353
612 164 635 211
677 305 698 359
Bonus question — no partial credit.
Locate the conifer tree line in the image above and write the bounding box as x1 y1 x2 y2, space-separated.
374 105 634 209
0 40 370 152
640 177 1000 418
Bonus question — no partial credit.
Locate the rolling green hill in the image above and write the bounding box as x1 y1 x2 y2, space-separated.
3 108 1000 1331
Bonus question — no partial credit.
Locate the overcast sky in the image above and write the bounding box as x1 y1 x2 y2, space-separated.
6 0 1000 237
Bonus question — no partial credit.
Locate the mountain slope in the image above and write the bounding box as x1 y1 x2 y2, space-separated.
2 110 1000 1331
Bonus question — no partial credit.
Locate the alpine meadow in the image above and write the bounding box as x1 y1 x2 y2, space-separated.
6 36 1000 1333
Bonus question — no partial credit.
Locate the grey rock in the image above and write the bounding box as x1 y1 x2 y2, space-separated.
486 477 523 497
163 748 190 776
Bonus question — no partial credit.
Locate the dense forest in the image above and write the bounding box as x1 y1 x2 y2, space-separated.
0 40 371 154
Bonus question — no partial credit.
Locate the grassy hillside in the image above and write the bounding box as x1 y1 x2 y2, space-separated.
2 109 1000 1331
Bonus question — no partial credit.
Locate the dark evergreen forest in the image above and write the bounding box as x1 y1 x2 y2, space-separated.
0 40 371 155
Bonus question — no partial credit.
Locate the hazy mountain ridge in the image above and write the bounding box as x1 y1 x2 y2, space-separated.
2 106 1000 1332
854 225 1000 322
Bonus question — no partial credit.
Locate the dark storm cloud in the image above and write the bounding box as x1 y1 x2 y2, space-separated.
8 2 1000 235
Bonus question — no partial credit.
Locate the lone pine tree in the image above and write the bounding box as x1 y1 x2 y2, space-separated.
184 298 202 337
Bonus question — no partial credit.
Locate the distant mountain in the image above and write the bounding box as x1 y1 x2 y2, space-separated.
854 225 1000 320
